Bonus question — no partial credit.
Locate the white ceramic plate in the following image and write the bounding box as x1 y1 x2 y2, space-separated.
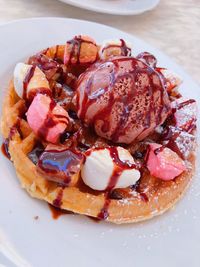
58 0 160 15
0 18 199 267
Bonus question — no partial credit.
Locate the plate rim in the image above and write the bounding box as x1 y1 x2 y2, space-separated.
0 16 200 267
57 0 160 15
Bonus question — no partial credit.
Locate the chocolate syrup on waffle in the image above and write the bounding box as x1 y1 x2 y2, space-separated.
53 188 63 208
96 147 139 220
66 35 97 65
172 99 196 133
23 65 36 100
48 204 74 219
101 39 131 57
1 119 23 160
136 51 157 69
133 181 149 202
49 204 100 222
1 139 11 160
54 45 59 59
177 99 195 110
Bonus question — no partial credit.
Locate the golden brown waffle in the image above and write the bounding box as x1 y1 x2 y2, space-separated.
0 81 195 223
1 40 196 223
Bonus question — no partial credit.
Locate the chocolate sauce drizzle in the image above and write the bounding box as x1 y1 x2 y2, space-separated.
1 119 22 161
48 203 74 219
23 65 36 100
1 139 11 160
66 36 97 65
173 99 196 133
53 188 63 208
96 147 138 220
36 99 69 141
177 99 195 110
102 39 131 57
136 51 157 69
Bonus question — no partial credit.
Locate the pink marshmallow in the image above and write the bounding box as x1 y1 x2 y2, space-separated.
27 94 69 143
146 143 186 181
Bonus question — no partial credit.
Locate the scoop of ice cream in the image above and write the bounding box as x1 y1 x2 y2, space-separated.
81 146 140 191
27 94 70 143
14 63 51 101
146 143 186 180
75 56 171 144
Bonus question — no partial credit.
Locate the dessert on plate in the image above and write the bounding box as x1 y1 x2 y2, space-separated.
1 35 197 224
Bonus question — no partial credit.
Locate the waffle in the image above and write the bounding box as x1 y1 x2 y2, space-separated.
0 42 196 224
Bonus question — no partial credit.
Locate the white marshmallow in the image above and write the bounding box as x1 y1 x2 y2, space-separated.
81 147 140 191
14 63 32 98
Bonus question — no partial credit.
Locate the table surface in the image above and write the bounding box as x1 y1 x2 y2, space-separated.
0 0 199 84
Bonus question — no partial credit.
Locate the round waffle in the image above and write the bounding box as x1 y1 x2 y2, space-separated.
0 43 196 224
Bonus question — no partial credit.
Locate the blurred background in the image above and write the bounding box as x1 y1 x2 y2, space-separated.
0 0 199 83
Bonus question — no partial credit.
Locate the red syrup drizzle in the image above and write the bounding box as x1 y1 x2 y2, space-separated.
86 216 101 223
101 39 131 56
177 99 196 110
54 45 59 59
1 139 10 160
76 57 171 143
52 188 64 208
66 36 97 66
48 204 74 220
154 145 165 155
131 180 149 202
136 52 157 69
172 99 196 133
36 99 69 141
1 119 22 160
22 64 52 103
23 65 36 100
28 52 63 82
96 147 139 220
48 205 99 222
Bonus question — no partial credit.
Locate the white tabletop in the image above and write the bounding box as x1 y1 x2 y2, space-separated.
0 0 199 83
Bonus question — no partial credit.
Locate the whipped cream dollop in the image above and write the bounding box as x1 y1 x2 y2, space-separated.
14 63 51 100
81 147 140 191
